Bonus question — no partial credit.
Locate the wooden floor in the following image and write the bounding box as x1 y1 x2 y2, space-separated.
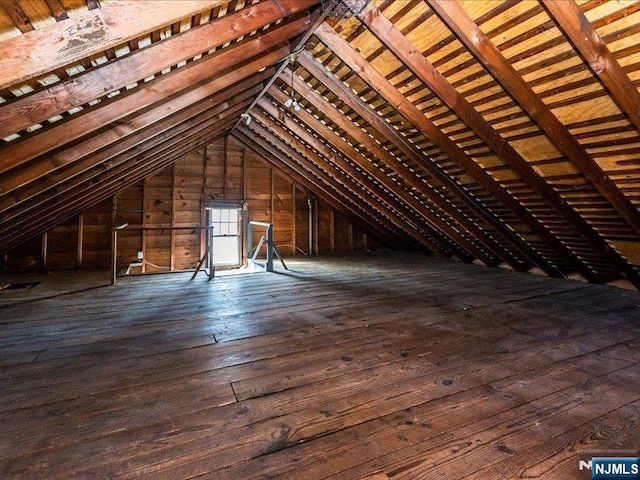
1 251 639 479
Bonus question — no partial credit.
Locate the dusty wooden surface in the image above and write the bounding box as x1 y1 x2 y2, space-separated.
0 251 638 479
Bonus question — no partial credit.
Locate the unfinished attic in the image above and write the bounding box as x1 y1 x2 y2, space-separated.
1 0 639 478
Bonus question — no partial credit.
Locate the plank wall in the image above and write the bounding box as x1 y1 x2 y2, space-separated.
2 137 382 272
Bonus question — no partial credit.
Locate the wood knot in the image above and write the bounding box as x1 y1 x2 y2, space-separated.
589 54 606 74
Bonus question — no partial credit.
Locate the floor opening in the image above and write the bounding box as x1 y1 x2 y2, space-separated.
1 282 40 291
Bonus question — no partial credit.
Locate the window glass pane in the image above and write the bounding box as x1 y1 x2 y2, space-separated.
212 209 221 222
228 222 238 235
214 236 239 265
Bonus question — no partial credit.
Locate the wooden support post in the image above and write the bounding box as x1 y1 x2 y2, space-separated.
111 194 117 227
247 221 253 260
242 146 247 201
247 220 283 272
266 224 274 272
170 164 176 272
269 167 274 223
241 147 248 266
329 209 335 255
223 136 228 200
207 211 215 280
242 203 248 266
348 221 353 253
313 198 319 256
41 232 48 271
110 223 128 285
200 144 208 260
77 213 84 267
141 179 147 273
308 196 313 256
111 228 117 285
292 182 297 257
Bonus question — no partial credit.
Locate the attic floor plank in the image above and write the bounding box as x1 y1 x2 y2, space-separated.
0 251 638 479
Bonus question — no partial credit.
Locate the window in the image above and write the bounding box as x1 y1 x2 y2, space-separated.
207 205 243 266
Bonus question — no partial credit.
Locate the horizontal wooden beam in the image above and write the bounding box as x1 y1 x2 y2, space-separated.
0 1 224 90
0 0 316 141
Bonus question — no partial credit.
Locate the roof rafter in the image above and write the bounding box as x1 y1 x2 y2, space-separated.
0 0 34 34
231 4 327 132
0 114 237 252
314 22 572 279
1 70 271 205
1 80 266 230
253 99 455 254
0 0 225 90
0 15 307 173
298 50 540 272
246 119 440 254
234 126 418 250
0 0 316 141
233 130 405 249
269 71 499 266
253 102 457 259
541 0 640 135
358 2 640 286
45 0 69 21
426 0 640 237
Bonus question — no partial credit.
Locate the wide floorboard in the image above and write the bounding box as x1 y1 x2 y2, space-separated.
0 251 639 479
